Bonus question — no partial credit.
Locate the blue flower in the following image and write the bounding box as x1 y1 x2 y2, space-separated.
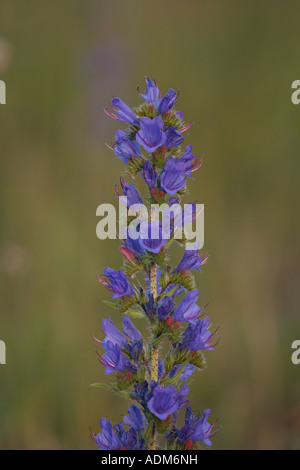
177 144 197 177
173 202 197 229
181 317 215 351
113 130 141 163
139 220 169 254
173 289 201 322
123 404 147 432
164 283 185 299
102 318 127 349
107 97 138 125
164 127 184 149
122 316 141 342
131 381 152 408
160 157 187 195
168 363 195 381
99 341 135 375
136 116 166 153
94 418 121 450
112 405 148 450
178 407 214 446
157 296 174 320
147 384 189 420
101 316 142 355
138 77 160 106
117 180 143 208
142 292 158 317
158 89 178 115
126 340 143 362
174 242 204 272
142 161 158 189
99 267 134 298
121 228 146 258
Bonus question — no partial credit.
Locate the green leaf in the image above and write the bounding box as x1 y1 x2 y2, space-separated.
161 360 189 385
159 285 179 299
169 270 195 291
89 383 132 400
143 420 154 443
125 309 145 319
103 300 117 309
152 332 168 348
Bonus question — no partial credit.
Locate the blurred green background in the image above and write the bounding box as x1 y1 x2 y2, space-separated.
0 0 299 450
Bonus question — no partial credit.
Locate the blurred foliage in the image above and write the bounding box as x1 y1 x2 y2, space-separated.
0 0 299 449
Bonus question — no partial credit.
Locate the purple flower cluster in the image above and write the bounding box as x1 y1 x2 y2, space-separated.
92 78 219 451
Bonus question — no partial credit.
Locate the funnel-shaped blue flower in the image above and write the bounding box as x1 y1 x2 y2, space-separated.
100 341 135 375
164 127 184 149
109 97 138 125
173 289 201 322
158 89 178 115
102 318 127 349
100 267 134 298
160 157 187 195
138 77 160 106
175 242 205 272
113 130 141 163
178 407 213 446
148 383 189 420
142 161 158 189
139 220 168 254
94 418 121 450
181 317 214 351
136 116 166 153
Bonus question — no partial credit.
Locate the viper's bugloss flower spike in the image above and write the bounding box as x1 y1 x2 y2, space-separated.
94 77 219 451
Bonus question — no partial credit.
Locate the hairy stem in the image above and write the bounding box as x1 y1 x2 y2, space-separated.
149 261 158 450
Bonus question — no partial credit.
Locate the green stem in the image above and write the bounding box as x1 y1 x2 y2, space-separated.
149 261 158 450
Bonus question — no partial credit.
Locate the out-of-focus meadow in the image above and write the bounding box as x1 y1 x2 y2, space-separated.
0 0 299 449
